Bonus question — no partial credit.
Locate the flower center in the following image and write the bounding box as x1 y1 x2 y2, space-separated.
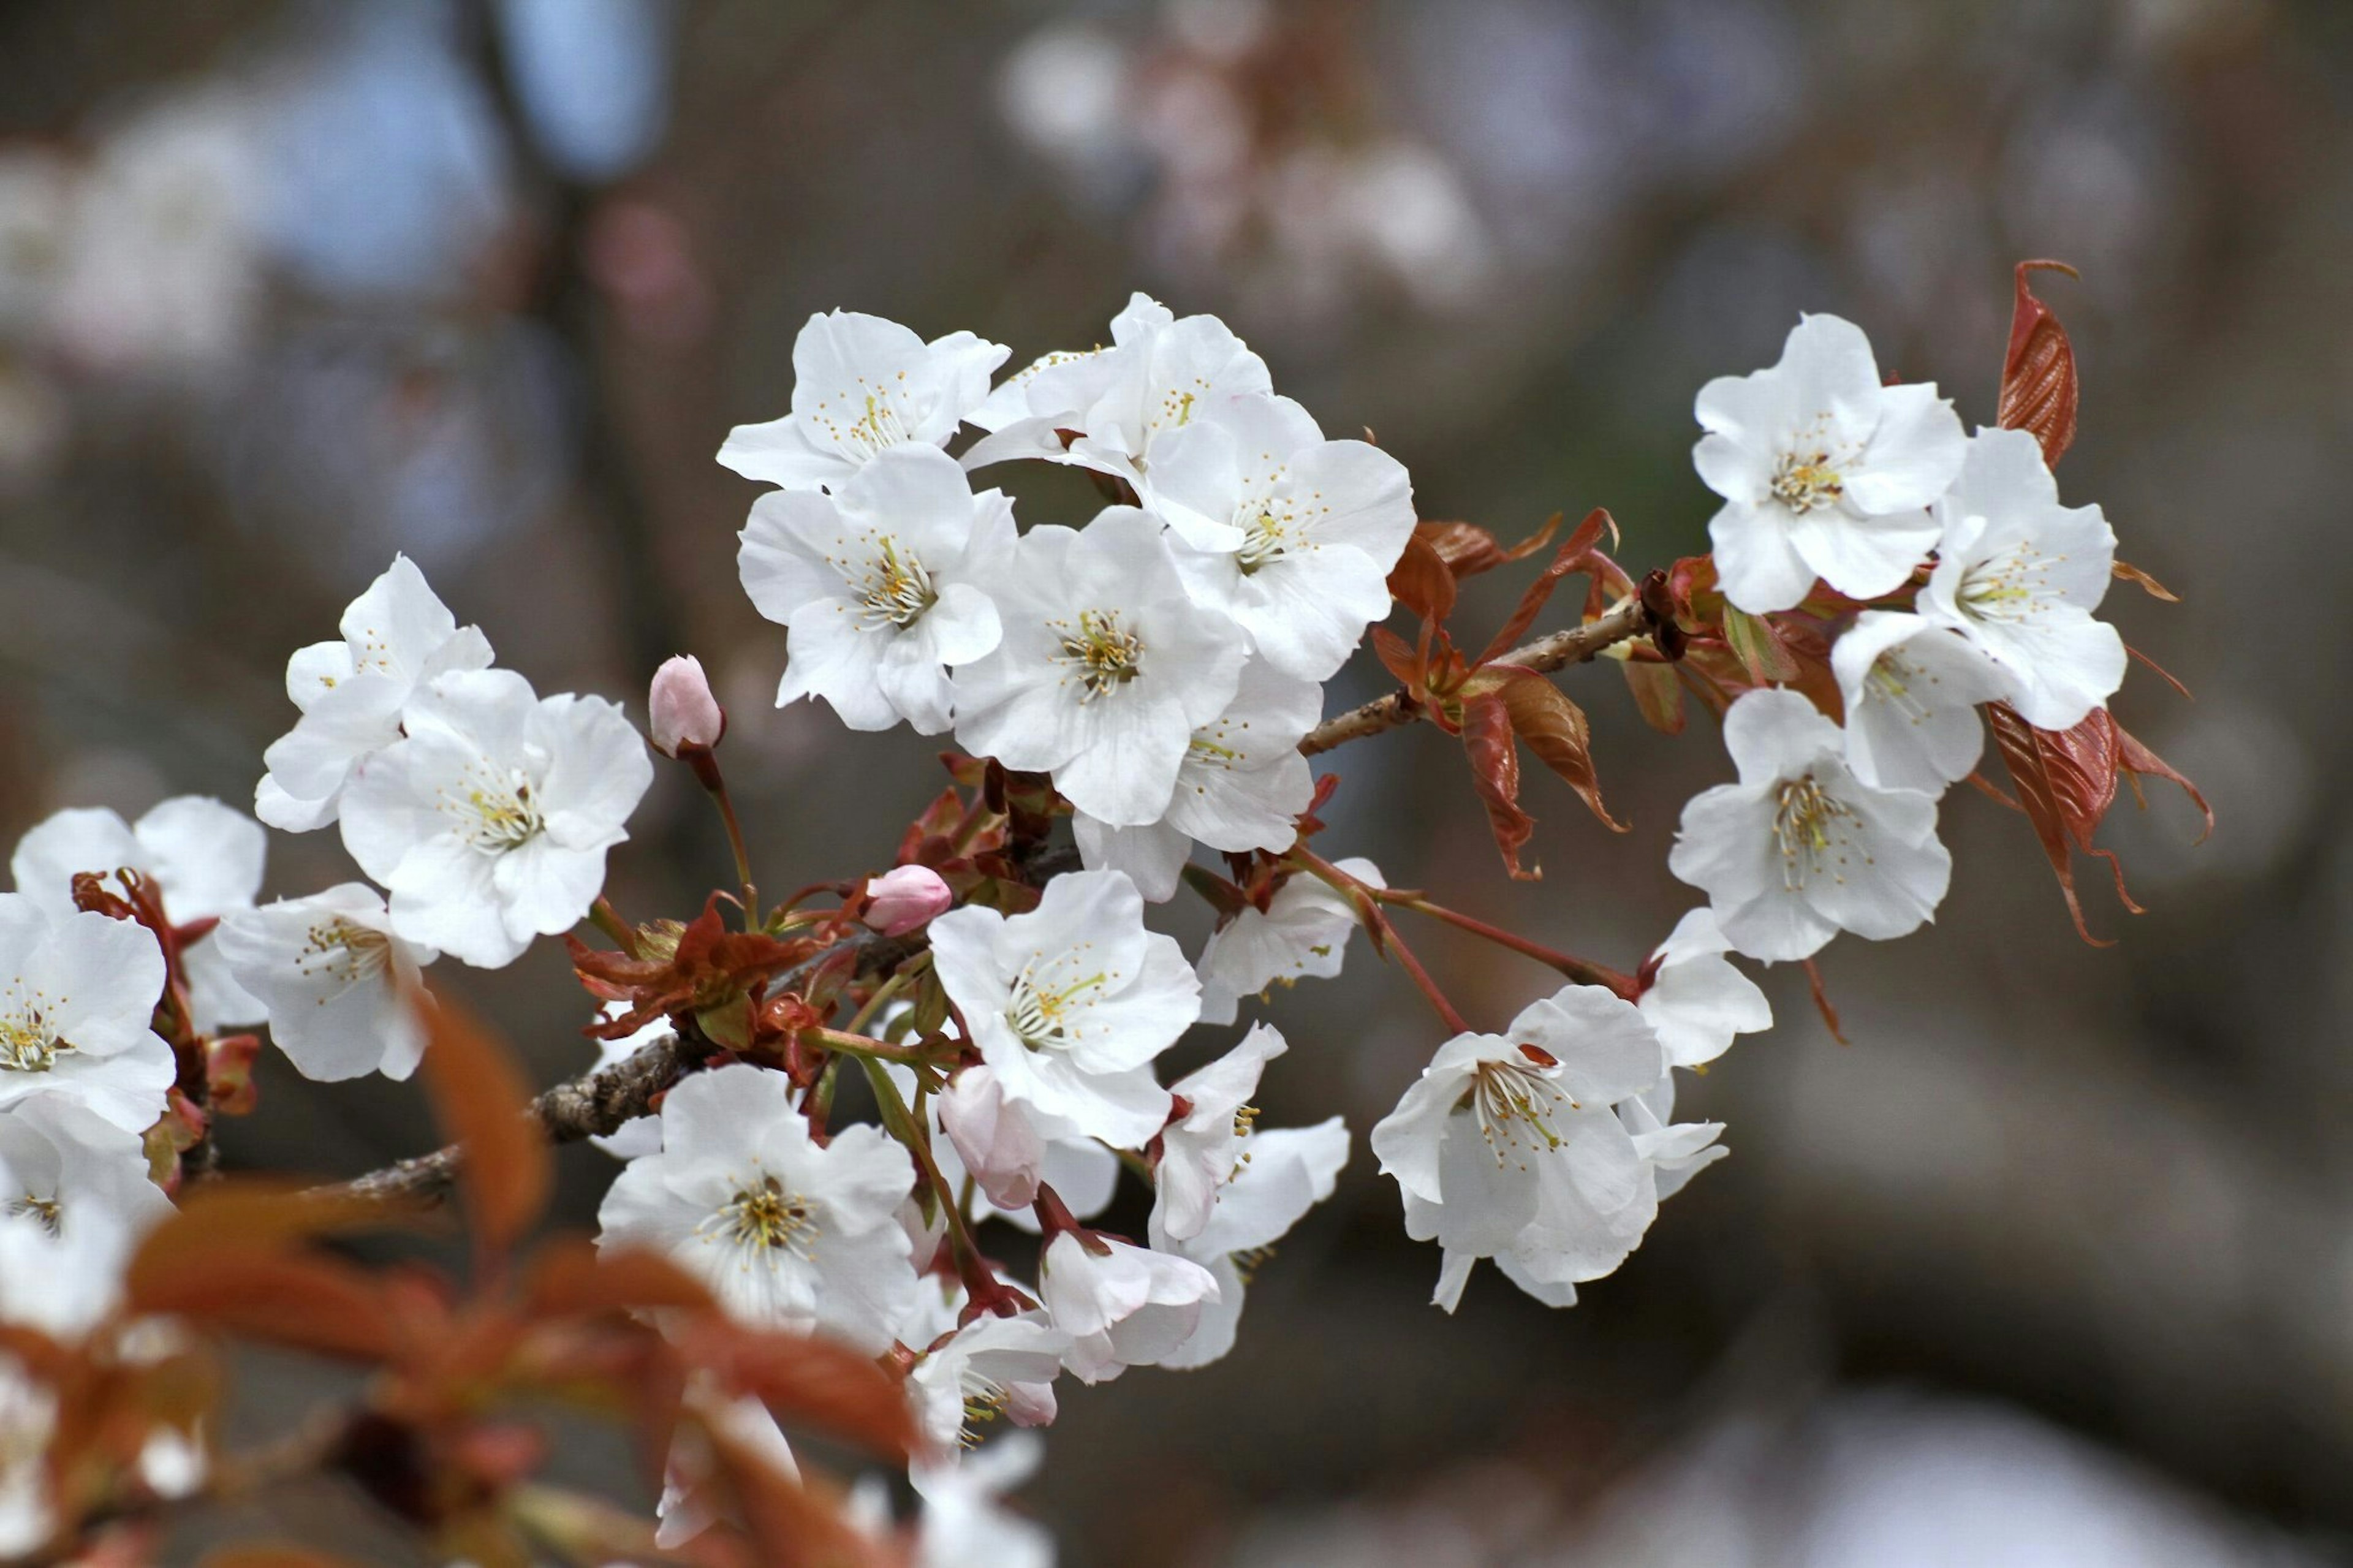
443 767 544 851
0 999 62 1075
1957 539 2061 624
297 918 394 989
1772 774 1862 891
703 1173 819 1260
1235 499 1297 573
1769 449 1845 513
958 1377 1011 1449
1465 1049 1575 1169
854 536 938 630
840 390 913 461
1006 964 1110 1051
1052 610 1145 700
1865 653 1935 724
6 1194 59 1235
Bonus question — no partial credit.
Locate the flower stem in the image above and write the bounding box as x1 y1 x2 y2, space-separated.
690 749 759 925
588 896 640 958
1296 851 1472 1034
860 1054 999 1303
1387 896 1637 998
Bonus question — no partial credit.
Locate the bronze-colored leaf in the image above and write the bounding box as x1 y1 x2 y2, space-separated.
1461 689 1538 880
414 985 551 1265
1495 669 1627 832
1997 259 2081 467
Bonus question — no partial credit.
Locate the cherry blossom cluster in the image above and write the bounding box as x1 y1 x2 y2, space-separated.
0 271 2196 1564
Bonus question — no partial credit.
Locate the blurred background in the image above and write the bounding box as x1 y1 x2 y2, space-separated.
0 0 2344 1562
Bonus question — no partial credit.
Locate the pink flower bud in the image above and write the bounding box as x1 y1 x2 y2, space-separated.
863 864 952 936
648 655 724 757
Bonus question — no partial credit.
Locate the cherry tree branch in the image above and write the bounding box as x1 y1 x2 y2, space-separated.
1298 594 1659 756
309 603 1663 1210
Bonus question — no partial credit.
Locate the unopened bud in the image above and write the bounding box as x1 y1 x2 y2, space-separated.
648 654 726 757
863 864 952 937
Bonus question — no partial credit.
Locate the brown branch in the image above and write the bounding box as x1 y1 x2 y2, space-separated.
305 604 1663 1208
1298 594 1658 757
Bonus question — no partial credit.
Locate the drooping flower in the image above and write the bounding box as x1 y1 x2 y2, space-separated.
1694 314 1965 613
965 292 1271 485
905 1307 1069 1450
596 1062 919 1352
11 796 265 1032
927 870 1191 1149
1830 610 2012 795
1072 656 1320 902
339 669 653 969
211 883 435 1083
252 555 494 833
1149 1115 1349 1370
0 896 172 1133
1668 689 1952 963
718 310 1009 493
1634 909 1773 1071
738 444 1015 733
1371 985 1669 1312
1148 392 1417 681
1195 858 1380 1026
1038 1230 1220 1384
0 1092 175 1241
953 507 1246 827
1150 1022 1287 1244
1919 426 2126 731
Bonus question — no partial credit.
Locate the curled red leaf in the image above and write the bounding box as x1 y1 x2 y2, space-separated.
1998 259 2081 467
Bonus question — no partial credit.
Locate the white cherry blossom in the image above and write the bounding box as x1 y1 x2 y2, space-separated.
1072 657 1319 901
1150 1116 1349 1369
0 1199 140 1339
339 669 652 969
1038 1230 1219 1384
596 1062 919 1352
1619 1074 1728 1204
1148 392 1417 681
212 884 434 1083
965 292 1271 484
1195 857 1381 1026
0 1093 175 1241
0 896 172 1134
906 1308 1069 1450
717 310 1009 492
1371 986 1667 1312
1919 426 2127 731
1694 314 1965 613
953 506 1246 827
927 870 1191 1149
738 444 1015 733
252 555 494 833
1830 610 2012 795
1668 688 1952 963
1151 1021 1286 1244
1635 909 1773 1070
11 796 265 1032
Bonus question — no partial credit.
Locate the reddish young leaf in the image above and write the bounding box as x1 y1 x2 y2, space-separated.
2113 560 2180 602
200 1550 373 1568
680 1319 920 1462
525 1239 718 1319
2114 720 2215 841
1998 259 2082 468
127 1184 391 1297
1623 658 1686 735
415 987 551 1264
1385 531 1457 625
1368 624 1424 690
1720 605 1802 686
136 1252 405 1362
1414 520 1506 578
704 1417 891 1568
1985 703 2136 944
1495 669 1628 833
1475 509 1610 666
1461 689 1539 880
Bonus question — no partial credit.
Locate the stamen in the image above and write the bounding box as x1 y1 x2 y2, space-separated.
1050 610 1145 700
0 994 62 1075
852 536 939 630
1772 774 1864 891
1769 449 1845 513
696 1173 819 1262
438 765 545 852
1464 1055 1576 1171
6 1194 60 1235
296 919 393 991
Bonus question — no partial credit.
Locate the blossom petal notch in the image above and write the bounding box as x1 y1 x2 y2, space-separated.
1694 313 1964 614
